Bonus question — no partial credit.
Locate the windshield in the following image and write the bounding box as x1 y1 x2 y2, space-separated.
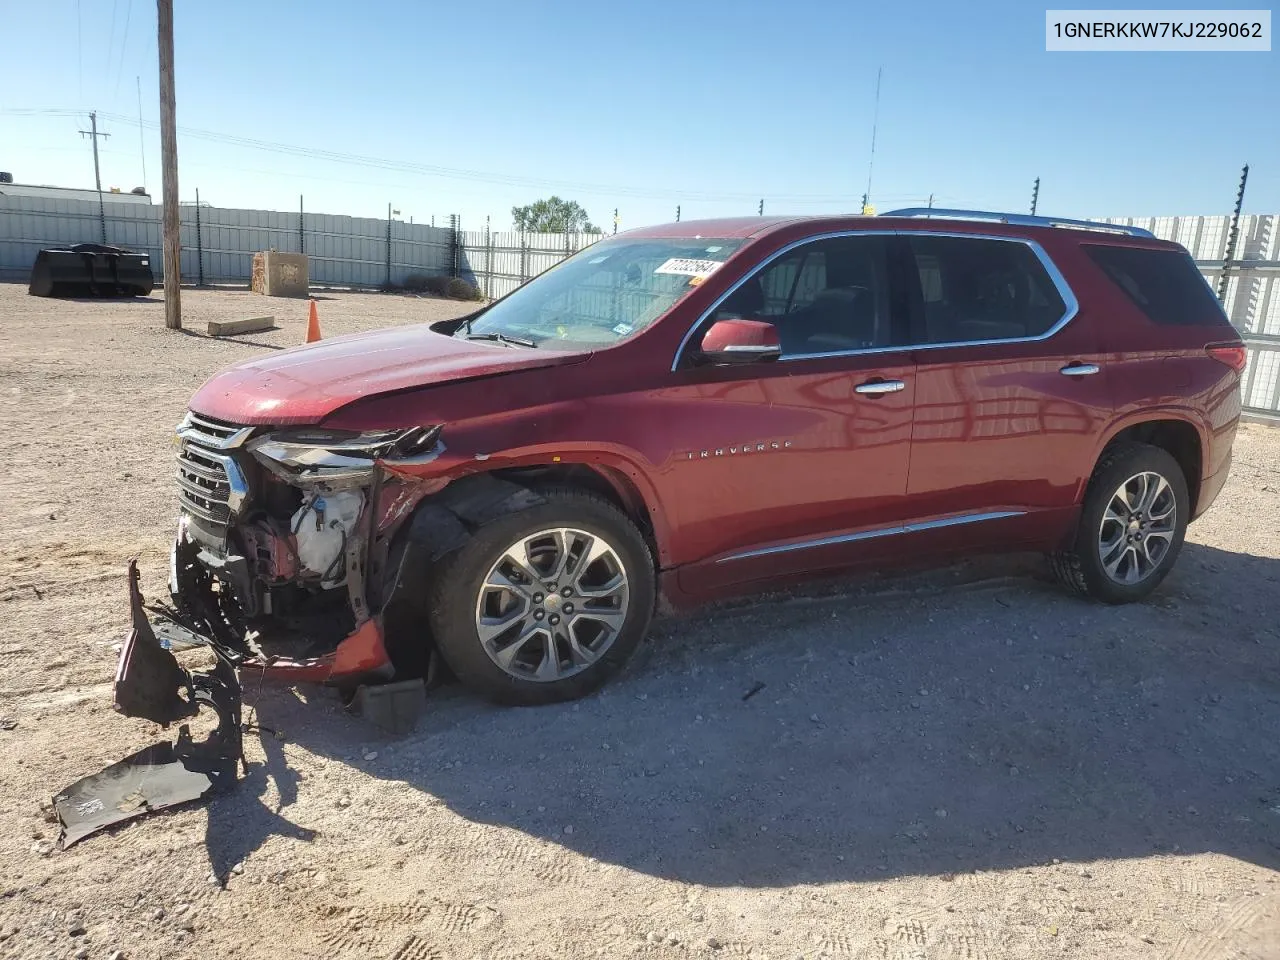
458 238 743 348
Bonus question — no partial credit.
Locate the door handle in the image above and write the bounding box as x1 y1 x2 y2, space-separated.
855 379 906 395
1060 363 1100 377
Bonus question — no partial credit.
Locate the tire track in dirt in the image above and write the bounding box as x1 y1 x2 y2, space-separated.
423 828 580 886
1168 893 1280 960
389 936 445 960
312 896 500 957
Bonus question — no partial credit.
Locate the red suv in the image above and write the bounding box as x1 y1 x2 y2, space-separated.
147 209 1244 708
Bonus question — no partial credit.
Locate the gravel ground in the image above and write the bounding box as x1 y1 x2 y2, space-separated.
1 282 1278 960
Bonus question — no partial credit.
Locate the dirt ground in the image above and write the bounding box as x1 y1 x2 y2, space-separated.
1 282 1278 960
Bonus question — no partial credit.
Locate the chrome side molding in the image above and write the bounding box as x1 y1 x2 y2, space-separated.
718 510 1026 563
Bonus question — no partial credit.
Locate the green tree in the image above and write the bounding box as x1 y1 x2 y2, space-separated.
511 196 600 234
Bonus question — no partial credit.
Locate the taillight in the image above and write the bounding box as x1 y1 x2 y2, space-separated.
1206 342 1247 372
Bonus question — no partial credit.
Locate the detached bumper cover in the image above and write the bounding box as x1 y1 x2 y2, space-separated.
53 561 243 848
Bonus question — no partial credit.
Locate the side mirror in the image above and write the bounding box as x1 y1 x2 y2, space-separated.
696 318 781 365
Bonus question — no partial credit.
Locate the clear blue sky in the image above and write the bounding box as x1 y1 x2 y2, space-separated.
1 0 1276 228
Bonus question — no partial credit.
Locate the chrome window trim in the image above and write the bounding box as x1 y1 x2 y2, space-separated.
719 344 780 354
670 229 1080 371
717 510 1025 563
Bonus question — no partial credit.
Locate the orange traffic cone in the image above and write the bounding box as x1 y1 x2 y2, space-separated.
305 299 322 343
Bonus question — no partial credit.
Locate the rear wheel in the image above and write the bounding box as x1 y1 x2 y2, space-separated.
1051 442 1189 603
426 488 654 705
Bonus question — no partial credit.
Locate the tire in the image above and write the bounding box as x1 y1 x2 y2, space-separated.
1050 442 1189 604
425 487 655 705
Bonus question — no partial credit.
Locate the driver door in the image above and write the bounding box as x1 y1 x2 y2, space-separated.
661 234 917 594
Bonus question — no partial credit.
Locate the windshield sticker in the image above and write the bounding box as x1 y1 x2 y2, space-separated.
588 255 610 264
705 246 723 252
655 257 724 279
612 322 634 336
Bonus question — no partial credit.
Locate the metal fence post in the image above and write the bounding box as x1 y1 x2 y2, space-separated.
1218 164 1250 305
194 187 204 286
519 231 528 285
484 215 492 299
385 202 392 288
449 214 460 278
299 194 305 254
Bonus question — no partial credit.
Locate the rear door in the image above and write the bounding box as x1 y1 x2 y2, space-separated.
899 232 1113 547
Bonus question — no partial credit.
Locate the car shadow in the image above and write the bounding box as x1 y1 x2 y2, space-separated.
248 541 1280 888
202 724 317 880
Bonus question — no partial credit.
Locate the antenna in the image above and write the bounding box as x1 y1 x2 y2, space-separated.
861 66 882 214
136 76 147 194
1030 176 1040 215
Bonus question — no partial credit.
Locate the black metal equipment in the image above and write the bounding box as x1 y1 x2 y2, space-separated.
28 242 155 298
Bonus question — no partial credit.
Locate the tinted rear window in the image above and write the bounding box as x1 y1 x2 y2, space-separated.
907 235 1068 344
1084 245 1229 327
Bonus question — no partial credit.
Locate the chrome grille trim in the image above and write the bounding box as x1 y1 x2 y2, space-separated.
173 453 223 483
177 411 255 450
175 411 252 533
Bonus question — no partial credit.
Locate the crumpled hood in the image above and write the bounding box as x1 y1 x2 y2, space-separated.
189 324 587 425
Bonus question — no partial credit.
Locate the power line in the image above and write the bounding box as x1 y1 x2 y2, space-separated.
76 0 84 104
104 0 120 91
13 108 865 204
0 109 956 211
112 0 133 101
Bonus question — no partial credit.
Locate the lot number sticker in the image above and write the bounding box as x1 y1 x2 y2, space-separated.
655 258 724 279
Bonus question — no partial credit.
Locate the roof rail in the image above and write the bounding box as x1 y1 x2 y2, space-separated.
882 207 1155 239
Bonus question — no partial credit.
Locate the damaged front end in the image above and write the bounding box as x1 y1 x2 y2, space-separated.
165 412 446 684
54 413 447 846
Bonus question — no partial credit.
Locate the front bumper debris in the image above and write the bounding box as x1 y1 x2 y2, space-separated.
53 561 243 848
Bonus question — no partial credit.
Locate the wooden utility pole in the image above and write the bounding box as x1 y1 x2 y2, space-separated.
157 0 181 329
78 111 110 243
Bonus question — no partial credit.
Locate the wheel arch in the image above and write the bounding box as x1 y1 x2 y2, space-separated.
489 460 666 567
1087 414 1205 509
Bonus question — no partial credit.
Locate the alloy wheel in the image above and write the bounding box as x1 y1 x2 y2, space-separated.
474 527 630 682
1097 471 1177 585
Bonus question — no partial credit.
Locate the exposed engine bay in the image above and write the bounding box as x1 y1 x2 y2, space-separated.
54 412 457 846
166 412 450 679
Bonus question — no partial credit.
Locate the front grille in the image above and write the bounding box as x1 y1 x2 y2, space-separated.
183 412 245 446
175 412 253 533
177 443 232 525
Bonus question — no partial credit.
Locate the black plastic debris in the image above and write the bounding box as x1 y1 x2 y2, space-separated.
54 728 237 847
53 562 243 848
28 243 154 298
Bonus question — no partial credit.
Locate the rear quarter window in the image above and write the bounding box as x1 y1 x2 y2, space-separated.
1084 245 1231 327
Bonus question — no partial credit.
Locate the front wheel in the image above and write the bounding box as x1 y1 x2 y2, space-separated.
1050 442 1190 603
426 488 655 705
